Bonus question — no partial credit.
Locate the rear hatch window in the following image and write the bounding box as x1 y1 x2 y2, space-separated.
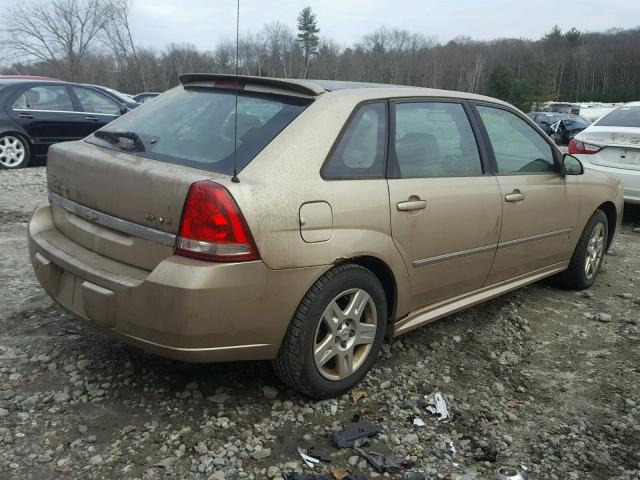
86 85 312 174
596 106 640 127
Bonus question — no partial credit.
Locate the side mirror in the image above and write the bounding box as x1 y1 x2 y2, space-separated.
120 105 129 115
562 153 583 175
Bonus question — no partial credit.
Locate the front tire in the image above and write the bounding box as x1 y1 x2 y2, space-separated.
0 134 30 169
550 132 563 145
273 264 387 399
555 209 608 290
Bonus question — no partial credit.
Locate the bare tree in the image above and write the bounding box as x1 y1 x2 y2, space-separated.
1 0 112 81
102 0 146 91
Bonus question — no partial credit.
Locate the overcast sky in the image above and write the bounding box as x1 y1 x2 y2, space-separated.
1 0 638 51
123 0 640 50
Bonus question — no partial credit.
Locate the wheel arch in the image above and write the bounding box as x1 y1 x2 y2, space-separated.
597 201 617 251
0 120 30 140
0 129 32 147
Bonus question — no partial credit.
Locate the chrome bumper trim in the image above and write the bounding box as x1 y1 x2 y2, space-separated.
48 191 176 247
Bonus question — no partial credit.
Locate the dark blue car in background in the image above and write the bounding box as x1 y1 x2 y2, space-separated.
528 111 589 146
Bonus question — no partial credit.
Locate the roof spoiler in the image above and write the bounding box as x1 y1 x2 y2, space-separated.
179 73 325 97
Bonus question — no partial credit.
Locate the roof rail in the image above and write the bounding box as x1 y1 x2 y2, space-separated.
179 73 325 96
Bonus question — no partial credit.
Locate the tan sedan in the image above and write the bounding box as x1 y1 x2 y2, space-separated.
28 74 624 398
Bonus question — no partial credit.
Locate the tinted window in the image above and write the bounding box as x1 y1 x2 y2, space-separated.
13 86 74 112
322 102 386 179
86 86 311 175
73 87 121 115
596 105 640 127
392 102 482 178
478 106 556 174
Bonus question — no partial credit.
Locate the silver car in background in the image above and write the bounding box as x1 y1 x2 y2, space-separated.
569 102 640 204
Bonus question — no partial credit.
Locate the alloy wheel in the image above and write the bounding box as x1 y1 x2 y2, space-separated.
0 136 26 168
584 223 605 280
313 288 377 381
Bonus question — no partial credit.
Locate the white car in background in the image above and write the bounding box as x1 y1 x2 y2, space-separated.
569 102 640 204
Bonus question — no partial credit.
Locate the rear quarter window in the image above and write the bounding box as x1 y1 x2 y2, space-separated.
322 102 387 179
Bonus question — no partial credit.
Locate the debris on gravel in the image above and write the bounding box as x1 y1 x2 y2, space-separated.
1 167 640 480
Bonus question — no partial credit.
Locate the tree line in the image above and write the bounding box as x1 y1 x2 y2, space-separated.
1 0 639 112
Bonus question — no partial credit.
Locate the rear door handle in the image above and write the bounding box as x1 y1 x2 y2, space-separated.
19 113 35 119
505 189 525 202
397 199 428 211
85 115 99 121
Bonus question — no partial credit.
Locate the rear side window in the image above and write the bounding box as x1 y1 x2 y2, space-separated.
87 86 311 174
596 105 640 127
13 86 75 112
392 102 482 178
477 106 556 174
322 102 386 179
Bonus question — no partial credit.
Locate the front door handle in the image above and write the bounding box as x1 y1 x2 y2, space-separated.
397 199 428 211
19 113 35 119
505 189 525 202
85 115 99 121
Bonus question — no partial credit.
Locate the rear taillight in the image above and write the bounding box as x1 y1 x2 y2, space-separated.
176 181 259 262
568 139 602 155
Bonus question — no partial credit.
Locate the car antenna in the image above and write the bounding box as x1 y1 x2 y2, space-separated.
231 0 241 183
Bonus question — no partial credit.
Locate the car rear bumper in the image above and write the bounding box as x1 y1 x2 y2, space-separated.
579 156 640 205
28 203 325 362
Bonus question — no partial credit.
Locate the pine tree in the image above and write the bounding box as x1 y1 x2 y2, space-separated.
297 6 320 79
564 27 582 46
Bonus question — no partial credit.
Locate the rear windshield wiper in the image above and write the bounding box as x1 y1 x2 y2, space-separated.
94 130 145 151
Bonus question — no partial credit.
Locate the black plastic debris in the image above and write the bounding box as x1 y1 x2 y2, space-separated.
353 438 412 472
332 422 379 448
472 446 498 463
284 474 368 480
404 473 427 480
285 474 333 480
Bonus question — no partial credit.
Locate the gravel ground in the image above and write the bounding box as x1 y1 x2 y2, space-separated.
1 166 639 480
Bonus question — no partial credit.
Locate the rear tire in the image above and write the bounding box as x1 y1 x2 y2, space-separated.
555 209 608 290
273 263 387 399
0 134 30 169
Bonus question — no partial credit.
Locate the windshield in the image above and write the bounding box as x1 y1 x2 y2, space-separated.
596 105 640 127
86 85 312 174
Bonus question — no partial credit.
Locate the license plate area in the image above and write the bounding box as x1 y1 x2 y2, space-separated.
622 149 640 165
40 259 117 328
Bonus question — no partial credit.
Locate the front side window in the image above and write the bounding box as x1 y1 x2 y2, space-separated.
12 86 75 112
477 106 556 174
73 87 121 115
322 102 386 179
392 102 482 178
86 86 311 175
